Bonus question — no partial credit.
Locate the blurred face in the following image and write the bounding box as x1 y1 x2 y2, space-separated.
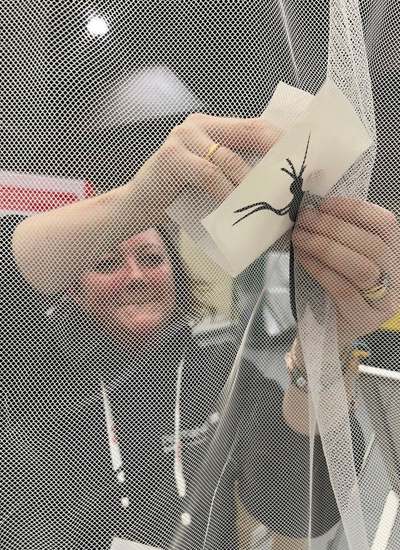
74 230 176 340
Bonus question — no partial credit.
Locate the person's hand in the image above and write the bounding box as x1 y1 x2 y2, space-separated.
293 197 400 343
128 113 278 224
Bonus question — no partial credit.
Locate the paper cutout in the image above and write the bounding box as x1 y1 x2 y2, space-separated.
233 133 311 226
166 82 314 274
259 81 314 130
201 79 373 276
110 537 163 550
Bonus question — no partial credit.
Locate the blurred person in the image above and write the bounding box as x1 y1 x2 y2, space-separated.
2 114 400 549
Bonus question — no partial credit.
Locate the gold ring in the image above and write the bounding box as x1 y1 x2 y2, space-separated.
360 272 390 304
204 143 221 161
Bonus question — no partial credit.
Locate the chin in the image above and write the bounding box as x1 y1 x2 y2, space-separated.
120 321 161 339
111 306 169 340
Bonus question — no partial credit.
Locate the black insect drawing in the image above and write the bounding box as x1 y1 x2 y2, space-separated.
232 133 311 226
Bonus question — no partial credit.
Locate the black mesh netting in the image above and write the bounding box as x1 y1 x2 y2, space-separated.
1 1 400 549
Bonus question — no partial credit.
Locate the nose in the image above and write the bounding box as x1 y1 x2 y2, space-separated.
124 255 146 280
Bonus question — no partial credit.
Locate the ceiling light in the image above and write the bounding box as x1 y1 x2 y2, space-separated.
87 16 109 37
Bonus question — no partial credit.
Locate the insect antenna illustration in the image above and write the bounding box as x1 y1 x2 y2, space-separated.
232 133 311 226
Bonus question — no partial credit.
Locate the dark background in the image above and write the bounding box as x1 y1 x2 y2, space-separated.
1 0 397 202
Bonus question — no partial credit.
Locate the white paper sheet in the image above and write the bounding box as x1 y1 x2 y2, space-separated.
110 537 163 550
371 490 399 550
260 81 314 130
166 81 312 274
202 79 372 276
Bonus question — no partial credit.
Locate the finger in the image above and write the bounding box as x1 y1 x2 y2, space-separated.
292 229 381 291
320 197 400 250
297 208 391 271
156 140 234 203
170 124 250 186
206 144 250 186
185 113 280 154
296 251 395 332
296 250 366 305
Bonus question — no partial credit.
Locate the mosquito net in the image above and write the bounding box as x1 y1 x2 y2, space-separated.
1 0 399 549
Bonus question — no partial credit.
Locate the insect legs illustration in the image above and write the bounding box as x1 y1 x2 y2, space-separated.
233 133 311 226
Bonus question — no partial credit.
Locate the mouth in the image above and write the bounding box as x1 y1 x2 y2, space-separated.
115 283 161 308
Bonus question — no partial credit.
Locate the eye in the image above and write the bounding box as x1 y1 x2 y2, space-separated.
136 252 166 268
93 257 122 273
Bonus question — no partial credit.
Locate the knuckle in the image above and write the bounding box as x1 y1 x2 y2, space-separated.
220 151 248 181
157 140 182 162
186 112 206 125
382 209 397 228
247 118 265 131
202 161 220 181
376 208 398 236
245 118 269 137
372 237 389 263
217 145 234 164
169 125 182 138
170 124 192 141
217 144 229 156
242 118 276 149
196 159 223 187
363 264 381 289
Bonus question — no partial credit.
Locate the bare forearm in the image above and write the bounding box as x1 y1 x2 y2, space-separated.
12 182 150 294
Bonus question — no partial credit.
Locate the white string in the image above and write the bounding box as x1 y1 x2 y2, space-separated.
174 353 187 499
371 490 399 550
201 443 235 550
101 382 123 472
278 0 300 86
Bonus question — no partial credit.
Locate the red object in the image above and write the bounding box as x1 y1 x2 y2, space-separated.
0 170 95 216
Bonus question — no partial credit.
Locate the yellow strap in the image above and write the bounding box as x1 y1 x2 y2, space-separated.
352 350 370 359
381 311 400 332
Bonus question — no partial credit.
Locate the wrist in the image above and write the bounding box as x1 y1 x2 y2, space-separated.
286 338 369 398
286 339 308 391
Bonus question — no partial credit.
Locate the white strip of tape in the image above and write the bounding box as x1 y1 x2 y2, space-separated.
371 490 399 550
359 364 400 382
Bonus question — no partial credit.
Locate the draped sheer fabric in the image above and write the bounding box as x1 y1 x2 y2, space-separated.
1 1 399 549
